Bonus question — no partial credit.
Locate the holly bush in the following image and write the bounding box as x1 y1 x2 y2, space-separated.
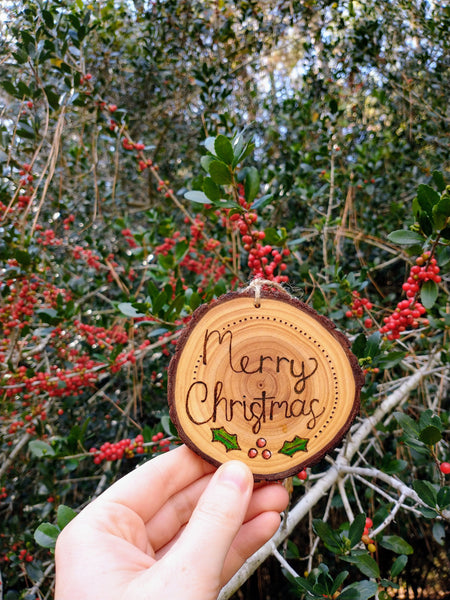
0 1 449 599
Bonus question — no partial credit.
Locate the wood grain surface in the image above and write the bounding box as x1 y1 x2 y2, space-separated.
168 289 364 480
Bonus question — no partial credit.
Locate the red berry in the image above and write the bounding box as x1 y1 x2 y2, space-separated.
297 469 307 480
440 462 450 474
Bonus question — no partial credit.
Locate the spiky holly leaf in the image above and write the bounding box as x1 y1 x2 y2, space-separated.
211 427 241 452
278 435 309 457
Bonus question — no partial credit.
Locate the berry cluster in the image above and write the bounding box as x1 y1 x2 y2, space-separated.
345 291 373 328
228 188 289 283
379 253 439 340
89 434 145 464
361 517 376 553
402 253 441 297
72 245 102 270
1 543 34 564
121 228 138 248
0 487 7 500
17 548 34 563
380 299 427 340
151 431 171 452
73 320 129 348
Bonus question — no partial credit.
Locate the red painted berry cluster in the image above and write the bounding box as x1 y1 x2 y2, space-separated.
345 291 373 328
89 434 145 464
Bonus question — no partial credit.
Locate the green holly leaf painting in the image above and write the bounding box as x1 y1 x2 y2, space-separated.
278 435 309 457
211 427 241 452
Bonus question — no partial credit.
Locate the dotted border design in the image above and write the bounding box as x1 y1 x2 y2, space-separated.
190 314 338 440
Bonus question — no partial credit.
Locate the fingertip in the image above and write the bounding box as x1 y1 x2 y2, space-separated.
216 460 253 495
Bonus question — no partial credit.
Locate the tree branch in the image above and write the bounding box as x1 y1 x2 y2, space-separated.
218 354 440 600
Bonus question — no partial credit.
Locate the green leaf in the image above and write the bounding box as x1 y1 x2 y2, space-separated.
278 435 309 457
416 184 440 216
418 212 433 237
379 535 413 555
184 190 211 204
202 177 222 202
432 193 450 229
352 333 367 358
200 155 215 173
348 514 366 547
432 170 446 192
56 505 77 530
341 554 380 578
117 302 146 318
390 554 408 578
437 486 450 509
339 580 378 600
393 412 419 437
2 81 17 96
413 479 438 508
293 576 316 595
252 193 273 210
203 137 217 155
34 523 60 549
418 425 442 445
417 505 439 518
421 279 438 309
35 308 61 325
432 521 445 545
189 291 202 310
331 571 349 595
377 351 405 369
365 331 381 358
175 239 189 261
42 9 55 28
387 230 424 245
44 85 60 110
214 135 234 164
440 225 450 240
208 160 232 185
211 426 240 451
234 141 255 166
312 519 343 553
244 166 260 204
29 440 56 458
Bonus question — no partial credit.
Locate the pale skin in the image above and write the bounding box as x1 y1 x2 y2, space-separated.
55 445 289 600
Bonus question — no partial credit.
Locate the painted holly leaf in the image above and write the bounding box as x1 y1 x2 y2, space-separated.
211 427 241 452
278 435 309 457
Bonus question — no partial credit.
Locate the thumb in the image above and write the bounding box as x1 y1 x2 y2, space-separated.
174 460 253 582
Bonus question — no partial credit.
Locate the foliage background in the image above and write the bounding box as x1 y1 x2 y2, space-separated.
0 1 449 599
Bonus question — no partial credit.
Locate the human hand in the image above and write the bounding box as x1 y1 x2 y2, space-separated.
55 445 289 600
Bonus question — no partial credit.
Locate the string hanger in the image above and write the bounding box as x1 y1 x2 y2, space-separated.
241 277 290 308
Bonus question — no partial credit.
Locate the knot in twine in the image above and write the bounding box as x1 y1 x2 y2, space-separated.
241 278 291 308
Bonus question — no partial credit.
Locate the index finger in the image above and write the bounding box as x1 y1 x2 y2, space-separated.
96 445 215 522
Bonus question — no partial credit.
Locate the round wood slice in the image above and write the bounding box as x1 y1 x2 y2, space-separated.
168 289 364 481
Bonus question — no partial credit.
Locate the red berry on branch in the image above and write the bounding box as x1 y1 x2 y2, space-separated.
440 462 450 475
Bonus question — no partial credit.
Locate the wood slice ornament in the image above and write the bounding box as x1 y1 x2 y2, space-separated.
168 284 364 481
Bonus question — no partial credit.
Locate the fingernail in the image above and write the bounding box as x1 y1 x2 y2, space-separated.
218 461 252 494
